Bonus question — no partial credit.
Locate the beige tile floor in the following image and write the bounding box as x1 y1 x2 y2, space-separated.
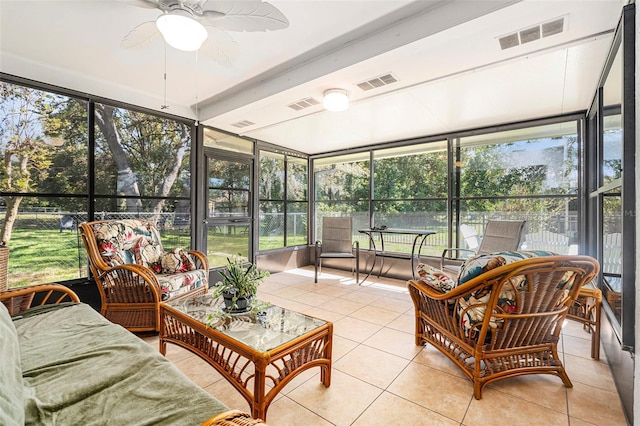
142 267 627 426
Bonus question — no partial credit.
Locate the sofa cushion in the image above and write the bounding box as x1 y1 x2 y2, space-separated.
157 269 208 301
0 302 24 426
14 302 228 425
416 263 457 292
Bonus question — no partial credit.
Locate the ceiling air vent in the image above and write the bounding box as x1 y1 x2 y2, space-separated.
356 73 398 91
287 97 320 111
498 16 566 50
231 120 255 129
498 33 519 50
542 17 565 38
519 26 540 44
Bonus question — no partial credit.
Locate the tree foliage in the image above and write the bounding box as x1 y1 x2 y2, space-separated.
0 83 60 241
0 81 193 241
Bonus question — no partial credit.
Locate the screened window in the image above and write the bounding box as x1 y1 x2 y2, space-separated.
454 121 580 253
259 151 308 250
94 103 192 248
0 81 89 287
372 142 447 255
314 153 369 244
0 80 195 289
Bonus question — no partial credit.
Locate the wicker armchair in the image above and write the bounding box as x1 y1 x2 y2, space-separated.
79 219 209 332
408 255 599 399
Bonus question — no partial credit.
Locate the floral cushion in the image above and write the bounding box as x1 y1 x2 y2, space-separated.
130 237 164 273
416 263 456 292
160 248 196 274
157 269 208 301
458 250 558 285
92 220 164 267
91 219 207 301
456 250 560 340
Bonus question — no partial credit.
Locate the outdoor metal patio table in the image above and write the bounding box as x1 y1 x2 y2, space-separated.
160 294 333 421
358 228 436 280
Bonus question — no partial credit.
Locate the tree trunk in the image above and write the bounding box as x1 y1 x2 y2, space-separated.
0 196 22 243
94 104 142 212
151 125 189 218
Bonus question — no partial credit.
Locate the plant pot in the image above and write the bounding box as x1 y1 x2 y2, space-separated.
222 292 252 313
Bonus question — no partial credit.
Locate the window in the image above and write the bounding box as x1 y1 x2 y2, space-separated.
586 5 635 350
314 152 369 245
0 81 89 287
454 121 580 253
93 103 193 249
373 142 447 256
0 80 195 288
286 156 308 246
259 150 308 250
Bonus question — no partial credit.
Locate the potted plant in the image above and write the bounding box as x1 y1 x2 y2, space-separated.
213 256 270 313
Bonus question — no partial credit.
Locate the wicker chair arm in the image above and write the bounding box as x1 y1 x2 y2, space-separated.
0 284 80 316
188 249 210 272
96 264 163 303
200 410 267 425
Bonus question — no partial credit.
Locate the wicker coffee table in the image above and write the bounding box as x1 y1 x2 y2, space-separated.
159 294 332 420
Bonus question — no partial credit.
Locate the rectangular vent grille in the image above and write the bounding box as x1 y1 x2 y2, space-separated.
356 73 398 91
498 16 565 50
519 26 540 44
288 97 320 111
231 120 255 128
542 18 564 38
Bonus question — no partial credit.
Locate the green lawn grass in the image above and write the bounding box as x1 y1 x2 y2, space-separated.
6 227 448 288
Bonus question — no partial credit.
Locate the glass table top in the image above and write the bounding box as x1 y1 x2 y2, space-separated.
165 293 327 352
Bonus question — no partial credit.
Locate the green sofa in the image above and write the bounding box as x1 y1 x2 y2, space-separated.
0 284 264 426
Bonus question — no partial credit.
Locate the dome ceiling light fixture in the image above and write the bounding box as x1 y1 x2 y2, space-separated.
156 9 208 52
323 89 349 112
123 0 289 65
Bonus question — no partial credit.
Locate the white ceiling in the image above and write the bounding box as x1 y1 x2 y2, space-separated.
0 0 625 154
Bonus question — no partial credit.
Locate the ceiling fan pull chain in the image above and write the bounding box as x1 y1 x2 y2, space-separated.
194 49 199 126
161 43 169 110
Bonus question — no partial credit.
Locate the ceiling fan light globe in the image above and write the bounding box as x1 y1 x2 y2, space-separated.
323 89 349 112
156 12 208 52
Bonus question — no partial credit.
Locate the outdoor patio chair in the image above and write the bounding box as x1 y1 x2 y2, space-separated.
408 253 599 399
314 216 359 284
522 230 578 254
79 219 209 332
59 215 77 232
440 220 526 276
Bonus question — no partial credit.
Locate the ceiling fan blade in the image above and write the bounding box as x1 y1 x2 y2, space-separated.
199 27 239 66
121 0 161 9
121 21 161 49
201 1 289 32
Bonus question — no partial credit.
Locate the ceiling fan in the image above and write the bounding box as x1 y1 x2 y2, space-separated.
121 0 289 65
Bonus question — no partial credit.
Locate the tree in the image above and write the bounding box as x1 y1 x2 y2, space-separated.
314 160 369 209
37 98 88 211
0 83 55 242
93 105 191 218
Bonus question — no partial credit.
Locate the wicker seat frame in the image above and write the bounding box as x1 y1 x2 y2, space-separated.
407 255 599 399
79 220 209 333
569 284 602 359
